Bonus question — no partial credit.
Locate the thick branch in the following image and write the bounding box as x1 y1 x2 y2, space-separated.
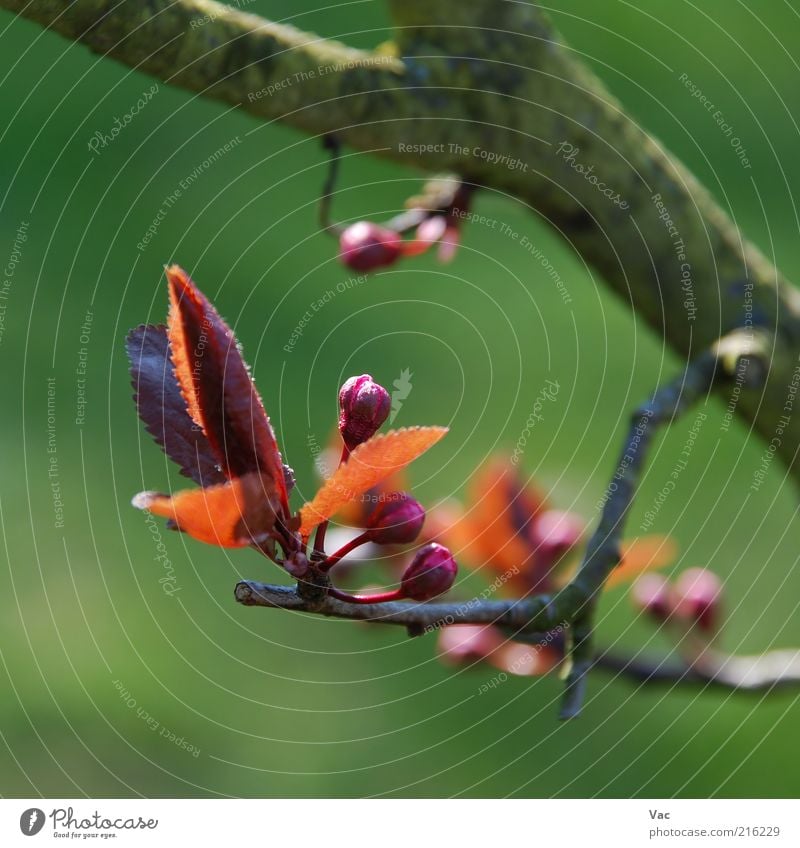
5 1 800 477
0 0 404 135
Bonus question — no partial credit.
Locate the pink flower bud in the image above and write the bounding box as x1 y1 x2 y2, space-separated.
367 493 426 545
338 374 391 450
532 510 583 562
631 573 672 621
671 568 723 633
400 542 457 601
491 642 562 677
438 624 503 665
339 221 403 272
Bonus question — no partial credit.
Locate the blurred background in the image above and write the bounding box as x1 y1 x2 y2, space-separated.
0 0 799 798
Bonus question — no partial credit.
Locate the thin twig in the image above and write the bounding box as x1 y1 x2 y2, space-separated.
595 647 800 691
318 135 343 235
235 579 569 633
234 337 785 718
556 349 721 717
234 581 800 692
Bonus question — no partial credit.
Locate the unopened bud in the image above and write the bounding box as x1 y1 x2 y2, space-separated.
339 221 403 272
671 567 723 633
367 493 426 545
400 542 457 601
438 624 503 665
532 510 583 562
338 374 391 450
631 573 672 621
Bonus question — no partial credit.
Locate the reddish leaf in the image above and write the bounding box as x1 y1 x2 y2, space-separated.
444 459 545 579
299 426 448 536
126 324 225 486
165 265 288 507
132 472 281 548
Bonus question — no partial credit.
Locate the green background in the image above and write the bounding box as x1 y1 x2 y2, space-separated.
1 0 799 797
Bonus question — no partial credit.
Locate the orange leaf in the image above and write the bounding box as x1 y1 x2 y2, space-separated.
132 472 280 548
164 265 288 507
465 458 545 574
167 269 205 431
606 534 678 589
298 426 448 536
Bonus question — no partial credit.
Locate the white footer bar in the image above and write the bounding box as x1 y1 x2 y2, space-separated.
1 799 796 847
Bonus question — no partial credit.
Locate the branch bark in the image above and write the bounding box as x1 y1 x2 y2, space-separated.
4 0 800 478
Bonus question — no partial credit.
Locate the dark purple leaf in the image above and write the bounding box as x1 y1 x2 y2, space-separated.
126 323 225 486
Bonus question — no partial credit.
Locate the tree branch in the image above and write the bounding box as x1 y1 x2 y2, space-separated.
5 1 800 478
554 345 730 716
234 579 571 635
234 584 800 692
236 333 768 717
595 647 800 691
11 3 800 713
0 0 404 136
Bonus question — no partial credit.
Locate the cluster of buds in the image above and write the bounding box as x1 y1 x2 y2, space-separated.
128 267 455 608
335 176 473 273
434 461 586 676
631 567 724 636
433 459 679 677
320 375 458 603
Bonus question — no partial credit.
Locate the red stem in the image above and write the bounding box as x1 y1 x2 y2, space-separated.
312 445 351 559
313 521 329 558
320 531 371 571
